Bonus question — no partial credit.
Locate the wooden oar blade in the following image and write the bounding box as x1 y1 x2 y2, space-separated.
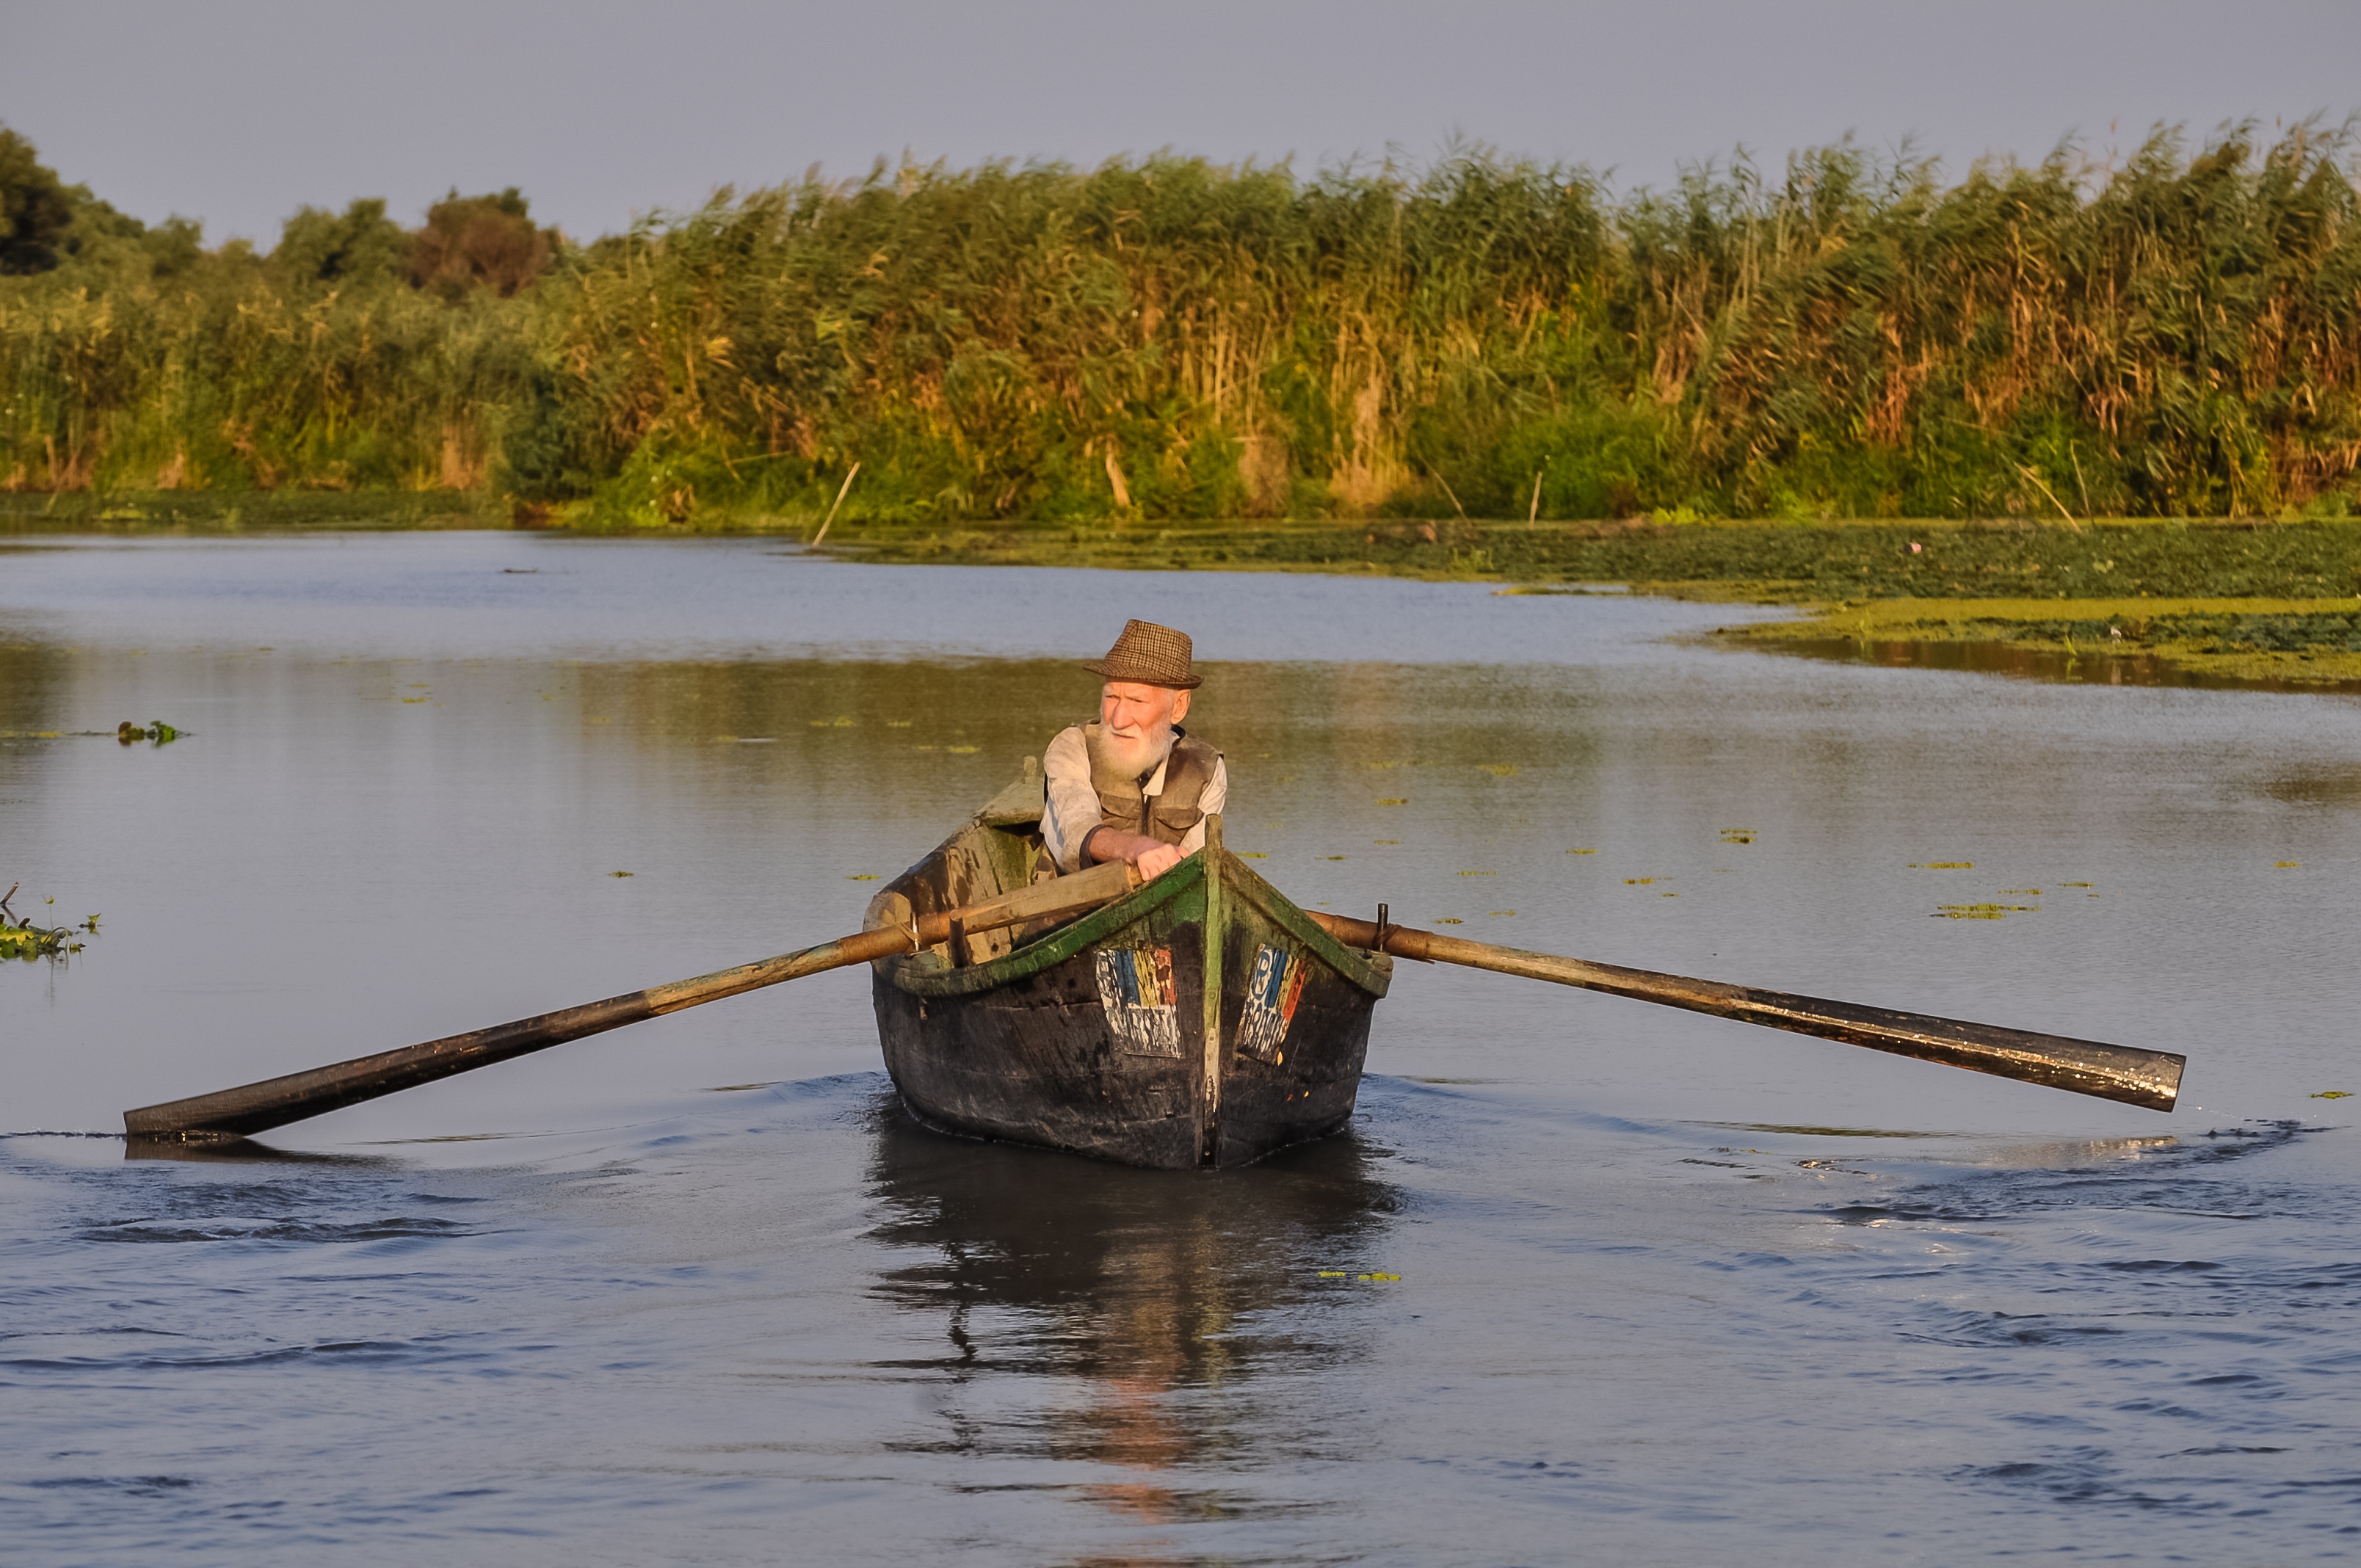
1715 986 2183 1111
121 999 652 1141
1306 912 2186 1111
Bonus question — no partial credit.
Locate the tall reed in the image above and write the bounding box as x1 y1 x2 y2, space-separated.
3 125 2355 522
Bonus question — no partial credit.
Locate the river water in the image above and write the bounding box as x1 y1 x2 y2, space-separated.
3 533 2357 1564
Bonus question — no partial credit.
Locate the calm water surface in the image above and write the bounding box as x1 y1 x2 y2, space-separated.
3 534 2357 1563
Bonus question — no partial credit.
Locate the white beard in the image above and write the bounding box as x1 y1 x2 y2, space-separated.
1098 722 1172 779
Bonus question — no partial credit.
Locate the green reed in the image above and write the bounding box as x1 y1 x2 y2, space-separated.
3 123 2357 523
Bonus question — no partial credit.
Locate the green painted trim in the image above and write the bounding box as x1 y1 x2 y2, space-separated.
1198 813 1227 1165
882 832 1390 1003
1216 852 1391 997
886 854 1206 998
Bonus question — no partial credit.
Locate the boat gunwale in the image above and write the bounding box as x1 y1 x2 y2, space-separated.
1209 852 1392 998
879 841 1388 1001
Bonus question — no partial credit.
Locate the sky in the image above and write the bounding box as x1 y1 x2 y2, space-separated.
5 0 2358 246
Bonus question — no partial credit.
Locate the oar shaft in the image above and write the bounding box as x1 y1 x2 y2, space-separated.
1307 913 2185 1111
127 860 1139 1142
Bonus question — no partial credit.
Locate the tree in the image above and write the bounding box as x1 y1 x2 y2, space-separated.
275 198 408 286
406 187 556 299
0 124 73 274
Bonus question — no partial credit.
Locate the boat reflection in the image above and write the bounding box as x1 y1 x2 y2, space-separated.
863 1102 1401 1538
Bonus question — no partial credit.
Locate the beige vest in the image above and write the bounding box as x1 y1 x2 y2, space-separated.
1082 723 1220 846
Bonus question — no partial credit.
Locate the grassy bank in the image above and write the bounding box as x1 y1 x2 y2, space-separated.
802 511 2361 686
808 513 2361 600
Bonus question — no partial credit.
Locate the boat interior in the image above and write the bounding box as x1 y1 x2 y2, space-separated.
865 759 1062 970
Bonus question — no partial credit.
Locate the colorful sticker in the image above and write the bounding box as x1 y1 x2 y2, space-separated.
1095 945 1182 1056
1238 943 1306 1061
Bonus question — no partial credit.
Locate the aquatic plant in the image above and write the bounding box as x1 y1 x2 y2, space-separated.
0 885 86 960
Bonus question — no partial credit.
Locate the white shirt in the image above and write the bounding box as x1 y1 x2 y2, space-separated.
1040 725 1229 874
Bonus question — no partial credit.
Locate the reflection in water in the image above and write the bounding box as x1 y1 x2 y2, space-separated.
120 1134 386 1165
864 1100 1400 1537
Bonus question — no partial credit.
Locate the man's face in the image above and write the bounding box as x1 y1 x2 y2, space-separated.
1100 681 1189 750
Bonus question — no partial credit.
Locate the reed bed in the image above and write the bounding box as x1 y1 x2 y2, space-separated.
3 125 2357 523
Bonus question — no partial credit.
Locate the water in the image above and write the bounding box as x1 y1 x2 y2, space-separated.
4 533 2357 1563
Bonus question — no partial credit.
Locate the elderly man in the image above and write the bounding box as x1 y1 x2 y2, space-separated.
1042 620 1228 881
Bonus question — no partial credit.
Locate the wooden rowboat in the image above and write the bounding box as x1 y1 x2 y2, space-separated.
866 761 1392 1168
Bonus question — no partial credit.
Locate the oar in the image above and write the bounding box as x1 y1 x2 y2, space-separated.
126 859 1142 1142
1304 910 2185 1111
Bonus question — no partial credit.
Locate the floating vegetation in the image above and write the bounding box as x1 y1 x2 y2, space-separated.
2313 1090 2353 1099
809 716 856 727
2060 881 2094 887
1459 869 1497 876
1624 876 1656 885
2274 860 2302 868
1567 848 1596 855
1910 861 1974 870
1475 764 1520 777
1236 852 1269 860
0 918 80 959
944 745 980 755
1432 917 1464 924
1487 910 1515 917
115 719 181 745
1719 828 1757 844
1320 854 1347 861
0 886 88 961
608 871 634 878
2000 888 2042 896
1732 598 2361 688
1934 903 2037 920
1377 797 1409 806
1374 839 1401 845
846 873 880 881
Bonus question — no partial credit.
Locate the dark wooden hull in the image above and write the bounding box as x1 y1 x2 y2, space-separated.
867 783 1389 1169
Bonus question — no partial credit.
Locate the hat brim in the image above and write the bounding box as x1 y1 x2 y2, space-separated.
1081 659 1200 689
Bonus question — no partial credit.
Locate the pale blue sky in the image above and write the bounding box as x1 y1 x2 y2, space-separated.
6 0 2357 244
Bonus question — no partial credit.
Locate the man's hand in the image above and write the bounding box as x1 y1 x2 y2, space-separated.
1086 829 1186 881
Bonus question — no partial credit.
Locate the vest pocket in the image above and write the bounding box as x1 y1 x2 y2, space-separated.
1150 804 1205 842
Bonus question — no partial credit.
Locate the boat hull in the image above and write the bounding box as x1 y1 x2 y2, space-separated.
868 798 1388 1169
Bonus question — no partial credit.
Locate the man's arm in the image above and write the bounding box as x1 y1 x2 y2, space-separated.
1040 727 1100 875
1091 754 1224 879
1176 756 1227 855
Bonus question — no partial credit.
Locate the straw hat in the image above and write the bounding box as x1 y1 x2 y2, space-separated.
1082 619 1201 689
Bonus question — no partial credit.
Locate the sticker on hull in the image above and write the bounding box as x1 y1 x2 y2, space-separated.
1238 943 1306 1061
1095 945 1182 1056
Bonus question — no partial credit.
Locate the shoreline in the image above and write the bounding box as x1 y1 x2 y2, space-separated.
10 497 2361 690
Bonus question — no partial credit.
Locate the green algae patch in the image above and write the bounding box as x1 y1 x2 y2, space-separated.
1729 596 2361 687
